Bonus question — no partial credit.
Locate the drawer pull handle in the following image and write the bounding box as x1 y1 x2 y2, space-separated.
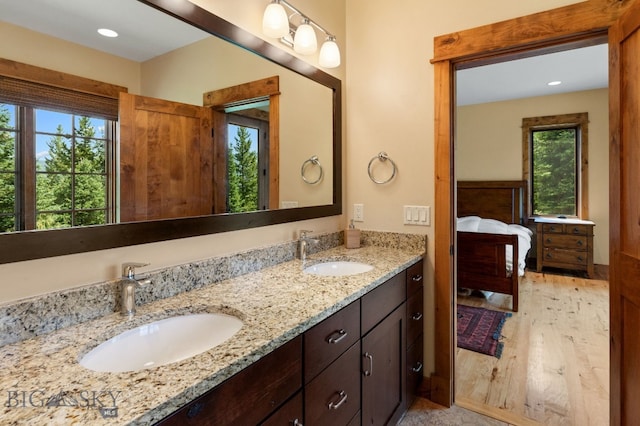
363 352 373 377
550 226 556 231
546 238 552 243
292 419 303 426
327 329 347 344
577 240 583 246
573 227 580 233
411 312 423 321
546 253 552 259
578 256 584 261
412 274 423 282
412 362 423 373
328 390 348 410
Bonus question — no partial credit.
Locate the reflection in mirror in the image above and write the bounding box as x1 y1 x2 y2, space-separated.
1 2 333 230
0 0 341 263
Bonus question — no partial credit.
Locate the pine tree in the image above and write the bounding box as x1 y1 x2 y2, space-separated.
532 128 576 215
227 126 258 213
0 104 16 232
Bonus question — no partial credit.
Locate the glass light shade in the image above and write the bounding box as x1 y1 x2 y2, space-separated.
319 39 341 68
262 3 289 38
293 22 317 55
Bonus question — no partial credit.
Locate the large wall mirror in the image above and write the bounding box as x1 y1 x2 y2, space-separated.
0 0 342 264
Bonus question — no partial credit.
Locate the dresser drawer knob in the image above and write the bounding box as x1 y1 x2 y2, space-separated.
546 238 552 243
577 256 584 261
411 312 423 321
546 253 552 259
577 240 583 246
327 329 347 344
573 227 580 233
328 390 348 410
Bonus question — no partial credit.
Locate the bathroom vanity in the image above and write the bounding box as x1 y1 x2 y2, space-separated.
0 240 424 425
158 259 424 426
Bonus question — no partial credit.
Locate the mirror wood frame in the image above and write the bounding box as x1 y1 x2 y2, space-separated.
0 0 342 264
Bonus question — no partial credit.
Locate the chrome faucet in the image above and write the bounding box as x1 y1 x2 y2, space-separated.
299 230 319 262
120 262 151 317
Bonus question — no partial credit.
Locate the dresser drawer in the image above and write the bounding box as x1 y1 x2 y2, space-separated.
406 288 424 347
543 248 588 266
542 234 588 250
542 223 564 234
406 334 424 407
304 342 361 426
304 300 360 383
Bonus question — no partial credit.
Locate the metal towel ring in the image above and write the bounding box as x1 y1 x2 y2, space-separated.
367 152 397 184
301 155 324 184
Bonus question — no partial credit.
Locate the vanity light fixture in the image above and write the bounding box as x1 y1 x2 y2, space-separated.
97 28 118 38
262 0 341 68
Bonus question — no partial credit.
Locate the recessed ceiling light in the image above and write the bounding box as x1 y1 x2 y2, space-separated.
547 80 562 86
97 28 118 38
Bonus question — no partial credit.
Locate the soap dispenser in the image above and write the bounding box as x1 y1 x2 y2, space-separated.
345 220 361 249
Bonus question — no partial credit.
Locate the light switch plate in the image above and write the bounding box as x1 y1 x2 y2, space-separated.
403 205 430 226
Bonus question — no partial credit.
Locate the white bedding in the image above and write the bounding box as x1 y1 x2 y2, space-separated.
457 215 533 277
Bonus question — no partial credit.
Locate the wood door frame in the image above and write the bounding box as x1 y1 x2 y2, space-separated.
431 0 633 408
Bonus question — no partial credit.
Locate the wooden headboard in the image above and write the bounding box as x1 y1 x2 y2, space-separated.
457 180 527 224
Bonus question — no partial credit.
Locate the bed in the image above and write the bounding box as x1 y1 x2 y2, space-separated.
456 180 533 312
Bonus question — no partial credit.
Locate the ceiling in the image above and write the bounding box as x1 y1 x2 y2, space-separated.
0 0 209 62
456 43 609 106
1 0 609 105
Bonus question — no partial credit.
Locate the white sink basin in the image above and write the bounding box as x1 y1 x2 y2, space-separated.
80 313 243 373
304 261 373 276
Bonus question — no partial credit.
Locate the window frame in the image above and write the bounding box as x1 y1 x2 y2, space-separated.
522 112 589 219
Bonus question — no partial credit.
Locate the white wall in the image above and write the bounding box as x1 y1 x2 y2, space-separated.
345 0 583 380
457 89 609 265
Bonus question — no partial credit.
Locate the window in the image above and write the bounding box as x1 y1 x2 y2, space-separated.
0 60 122 232
226 113 269 213
0 105 115 232
522 113 589 218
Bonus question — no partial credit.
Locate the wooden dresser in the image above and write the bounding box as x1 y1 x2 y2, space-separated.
535 218 595 278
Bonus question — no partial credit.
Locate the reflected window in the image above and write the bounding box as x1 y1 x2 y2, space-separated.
226 113 269 213
0 104 114 232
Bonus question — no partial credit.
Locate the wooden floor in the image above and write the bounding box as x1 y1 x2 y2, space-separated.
455 269 609 426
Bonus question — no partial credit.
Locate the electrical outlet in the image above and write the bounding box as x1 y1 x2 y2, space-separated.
353 203 364 222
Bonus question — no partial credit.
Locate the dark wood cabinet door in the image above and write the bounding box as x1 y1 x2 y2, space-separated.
361 304 406 425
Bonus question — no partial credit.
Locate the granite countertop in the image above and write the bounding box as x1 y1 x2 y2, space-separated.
0 245 423 425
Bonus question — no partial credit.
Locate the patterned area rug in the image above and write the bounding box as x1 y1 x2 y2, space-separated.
457 304 511 358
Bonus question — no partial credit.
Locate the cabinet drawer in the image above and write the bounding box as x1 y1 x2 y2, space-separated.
406 260 424 297
566 224 591 235
407 335 424 408
542 234 587 250
361 270 406 335
406 288 424 347
305 342 361 426
260 391 303 426
158 335 302 426
304 300 360 383
543 248 588 266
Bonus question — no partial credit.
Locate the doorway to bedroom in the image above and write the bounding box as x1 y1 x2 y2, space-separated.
452 42 610 425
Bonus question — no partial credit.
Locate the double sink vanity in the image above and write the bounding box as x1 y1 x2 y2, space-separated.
1 236 425 425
